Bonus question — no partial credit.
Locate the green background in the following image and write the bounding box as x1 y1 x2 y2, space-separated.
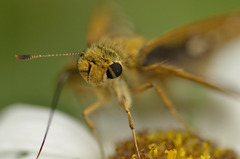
1 0 240 117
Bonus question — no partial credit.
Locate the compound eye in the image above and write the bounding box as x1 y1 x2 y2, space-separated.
106 62 122 79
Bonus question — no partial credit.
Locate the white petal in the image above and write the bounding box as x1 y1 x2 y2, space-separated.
207 37 240 89
0 103 101 159
199 37 240 153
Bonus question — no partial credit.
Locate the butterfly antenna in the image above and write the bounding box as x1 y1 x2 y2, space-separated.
36 69 75 159
15 53 82 60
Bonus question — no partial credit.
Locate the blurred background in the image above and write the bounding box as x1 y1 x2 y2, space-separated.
0 0 240 127
1 0 240 115
1 0 240 157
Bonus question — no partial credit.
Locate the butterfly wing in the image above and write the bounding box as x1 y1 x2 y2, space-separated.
138 12 240 76
86 1 133 44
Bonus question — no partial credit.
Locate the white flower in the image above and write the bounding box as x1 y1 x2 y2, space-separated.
0 103 101 159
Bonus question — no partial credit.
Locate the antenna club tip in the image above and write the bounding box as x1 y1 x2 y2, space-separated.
15 54 31 60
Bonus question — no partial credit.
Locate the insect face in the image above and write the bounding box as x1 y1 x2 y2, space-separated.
77 44 123 86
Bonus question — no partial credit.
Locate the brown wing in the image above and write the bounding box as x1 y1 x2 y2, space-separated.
86 1 133 44
138 12 240 76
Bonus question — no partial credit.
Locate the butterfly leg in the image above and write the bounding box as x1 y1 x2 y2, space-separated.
120 100 141 159
133 82 192 134
142 64 229 94
83 101 105 159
